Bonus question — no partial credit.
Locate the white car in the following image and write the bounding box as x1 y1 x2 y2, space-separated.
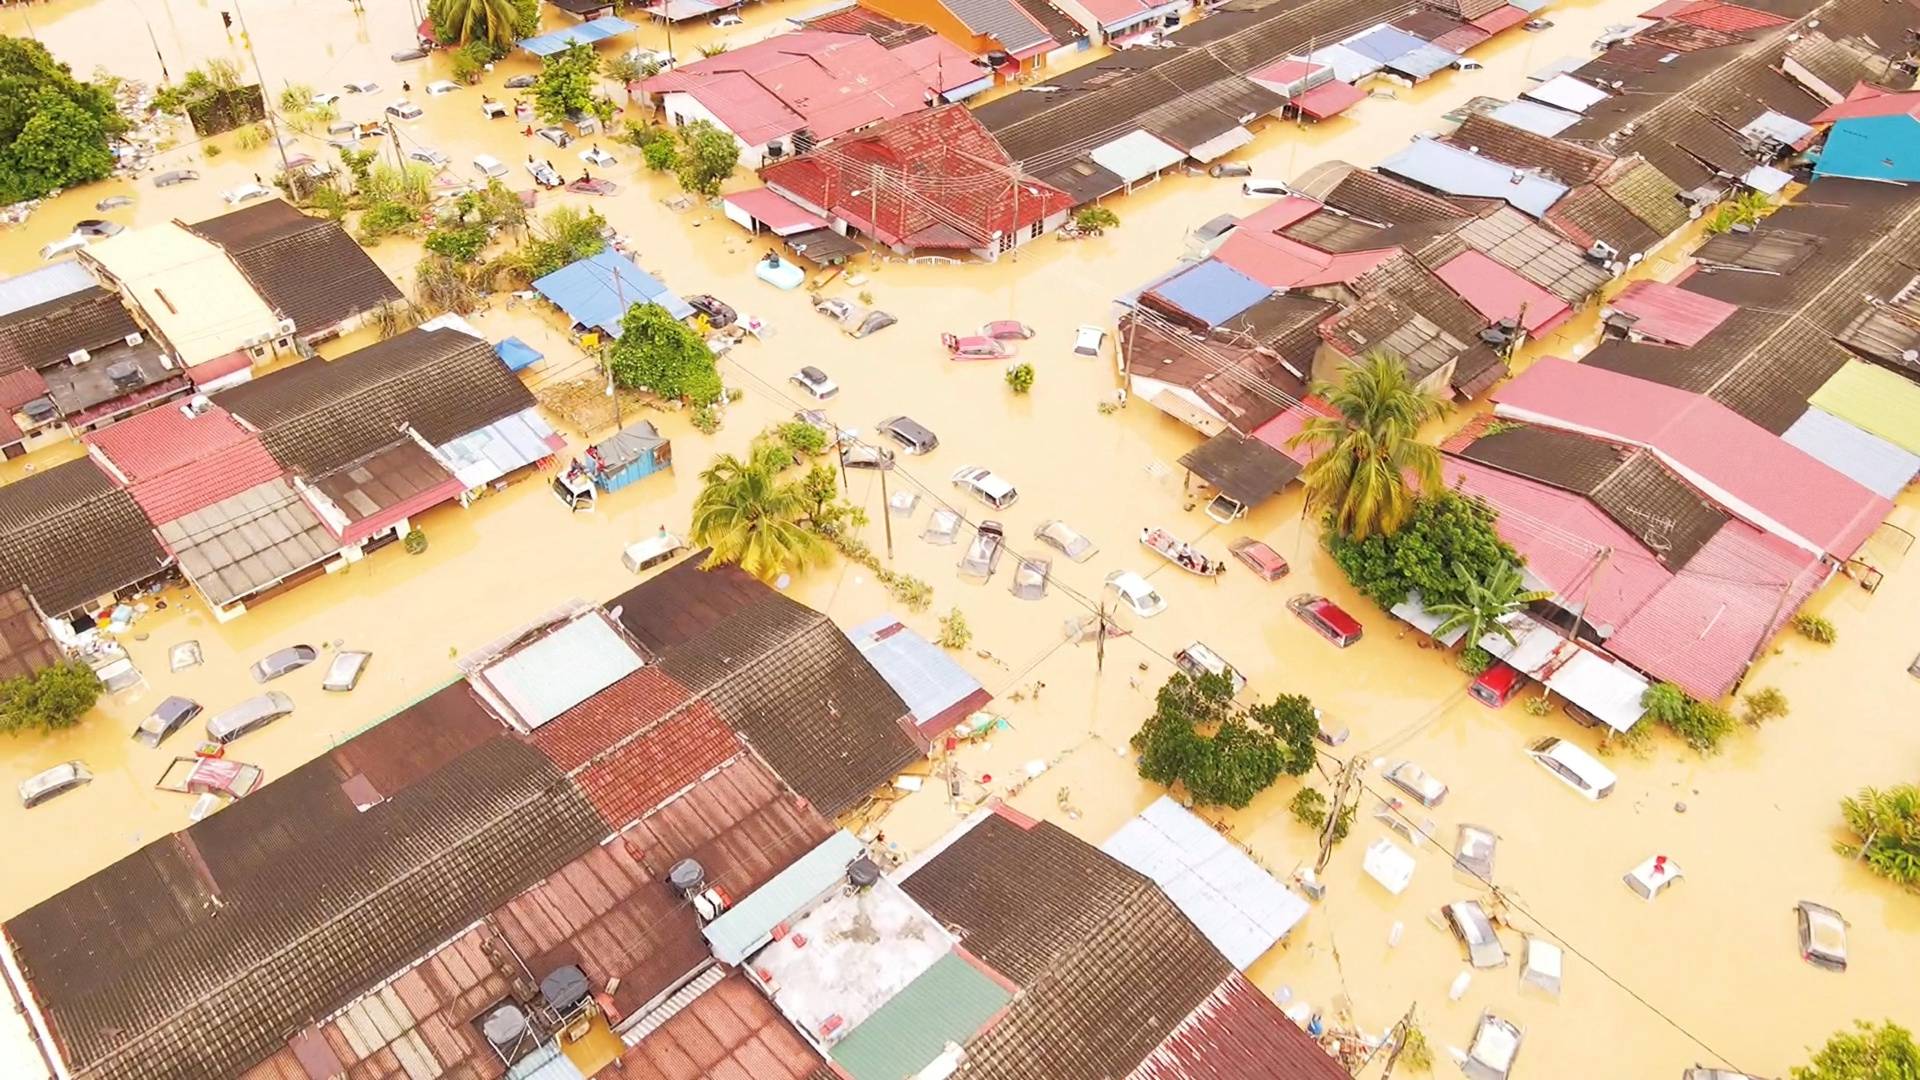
625 47 676 70
1242 179 1290 197
1624 854 1683 901
1525 736 1616 800
1073 324 1106 357
311 90 341 107
1384 760 1448 807
950 466 1018 509
711 11 743 25
425 80 461 95
580 146 618 167
1463 1013 1523 1080
790 366 839 399
385 100 424 121
473 154 508 180
222 183 274 205
19 761 91 808
344 79 380 94
1104 570 1167 618
39 234 88 260
406 147 450 168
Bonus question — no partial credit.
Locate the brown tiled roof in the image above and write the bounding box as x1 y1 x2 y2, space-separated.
5 683 609 1080
1782 31 1878 98
1129 973 1348 1080
1449 207 1611 302
0 457 168 615
0 585 61 681
1324 297 1467 380
0 286 139 375
612 557 921 817
1177 429 1301 505
1309 165 1472 224
187 200 403 336
1123 312 1307 431
603 973 828 1080
1010 0 1086 45
1449 113 1614 185
1208 293 1337 360
1599 157 1690 235
1692 225 1821 273
1351 252 1489 343
216 327 533 476
1548 183 1662 255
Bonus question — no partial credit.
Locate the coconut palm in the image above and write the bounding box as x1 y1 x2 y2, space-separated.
1838 784 1920 891
690 444 829 581
1288 351 1446 540
428 0 520 49
1426 562 1551 651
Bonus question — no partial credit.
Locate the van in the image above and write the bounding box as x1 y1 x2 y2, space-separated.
206 692 295 744
1525 736 1615 799
1174 641 1245 693
1469 662 1525 707
385 100 424 121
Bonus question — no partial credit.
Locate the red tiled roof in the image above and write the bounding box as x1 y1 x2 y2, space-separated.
185 350 254 387
0 409 20 449
1468 5 1529 33
1811 83 1920 123
1248 59 1326 85
1668 0 1790 32
1130 974 1347 1080
1434 250 1570 334
85 402 288 525
1607 281 1737 346
1431 24 1492 52
603 974 826 1080
1494 358 1893 557
1292 79 1366 120
0 367 46 410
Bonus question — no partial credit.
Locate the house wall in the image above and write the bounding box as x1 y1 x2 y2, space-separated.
1127 374 1226 435
858 0 998 54
662 92 779 168
1814 116 1920 183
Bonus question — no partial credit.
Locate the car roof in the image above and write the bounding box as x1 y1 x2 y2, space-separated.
1309 597 1361 634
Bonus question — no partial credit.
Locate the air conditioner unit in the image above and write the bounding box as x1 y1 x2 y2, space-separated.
276 318 295 337
124 331 143 347
67 348 90 365
1588 240 1619 261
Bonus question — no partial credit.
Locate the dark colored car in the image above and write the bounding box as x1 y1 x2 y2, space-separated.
73 219 125 238
877 415 938 454
840 443 895 470
687 294 737 328
134 696 202 748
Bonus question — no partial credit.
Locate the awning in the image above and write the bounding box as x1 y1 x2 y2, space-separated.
1090 130 1186 184
1525 74 1608 114
1178 430 1302 507
1302 43 1381 83
435 407 566 489
1293 79 1366 120
784 227 863 265
1187 125 1254 163
1477 613 1648 732
723 186 828 236
519 16 635 55
495 336 543 372
1743 164 1793 195
644 0 730 19
1388 44 1459 80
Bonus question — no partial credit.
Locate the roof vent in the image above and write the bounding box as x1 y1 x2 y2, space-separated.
668 858 706 896
124 331 143 347
481 1005 528 1049
847 856 882 889
1903 349 1919 364
67 348 90 366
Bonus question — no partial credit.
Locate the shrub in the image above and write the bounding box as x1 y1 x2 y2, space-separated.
608 302 722 405
1288 787 1352 843
423 220 492 263
1741 687 1789 727
1456 645 1493 677
204 141 223 157
1793 613 1837 644
402 528 428 554
1836 786 1920 893
358 200 419 243
1523 694 1553 717
937 608 972 650
691 404 721 434
1791 1020 1920 1079
451 40 493 84
0 661 104 735
775 420 828 457
1073 205 1119 232
1006 363 1035 394
1641 682 1735 753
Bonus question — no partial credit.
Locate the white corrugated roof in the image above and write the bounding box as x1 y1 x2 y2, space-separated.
1524 74 1609 114
1101 796 1307 969
1543 648 1647 733
0 260 94 319
436 407 559 489
1783 407 1920 499
1303 43 1382 83
1090 130 1186 184
480 611 642 731
1490 99 1582 137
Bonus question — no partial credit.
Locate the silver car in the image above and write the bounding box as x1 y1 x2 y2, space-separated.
1463 1013 1523 1080
20 761 91 808
135 696 202 748
1385 760 1448 807
1034 519 1096 562
1795 901 1848 972
323 650 372 692
1444 900 1507 969
251 645 318 683
207 692 295 744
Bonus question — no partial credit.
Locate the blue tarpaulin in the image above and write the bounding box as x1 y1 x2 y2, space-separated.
532 249 694 336
1148 259 1271 328
520 16 635 56
495 336 543 371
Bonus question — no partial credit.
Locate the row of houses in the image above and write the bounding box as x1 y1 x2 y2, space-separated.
0 555 1345 1080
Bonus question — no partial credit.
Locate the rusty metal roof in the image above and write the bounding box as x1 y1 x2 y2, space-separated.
0 286 139 376
0 585 60 681
0 457 168 616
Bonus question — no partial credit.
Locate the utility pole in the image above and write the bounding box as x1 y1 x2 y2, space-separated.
1316 754 1360 874
831 423 849 493
232 0 292 179
878 464 894 559
1095 599 1109 673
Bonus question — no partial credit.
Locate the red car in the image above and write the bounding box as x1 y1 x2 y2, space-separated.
1228 537 1289 581
1469 662 1525 707
942 333 1014 360
1288 594 1362 647
981 320 1035 340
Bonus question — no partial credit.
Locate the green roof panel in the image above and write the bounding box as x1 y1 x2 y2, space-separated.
1809 360 1920 455
830 952 1012 1080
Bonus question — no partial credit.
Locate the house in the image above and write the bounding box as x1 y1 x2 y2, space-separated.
637 32 955 167
0 457 169 620
79 221 297 382
83 399 287 527
762 104 1074 259
1811 84 1920 182
860 0 1067 74
186 199 404 346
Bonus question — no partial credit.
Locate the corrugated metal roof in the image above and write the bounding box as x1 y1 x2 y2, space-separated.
1524 73 1609 113
1782 407 1920 499
703 830 864 964
1388 43 1460 79
1607 281 1738 346
157 475 338 606
1101 796 1309 970
435 407 563 490
1302 42 1380 82
1345 24 1427 63
944 0 1053 52
1436 249 1569 332
1808 360 1920 455
1379 140 1570 218
1490 99 1582 136
478 612 645 731
0 261 94 320
1090 129 1187 183
533 249 694 335
851 616 991 739
830 952 1012 1080
1130 974 1348 1080
1147 259 1272 327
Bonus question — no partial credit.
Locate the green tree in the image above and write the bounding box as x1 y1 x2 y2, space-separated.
1426 561 1549 650
1791 1020 1920 1080
534 42 599 124
1005 363 1035 394
1837 786 1920 892
630 125 678 172
607 302 722 405
0 39 126 203
451 40 495 83
511 0 542 36
429 0 521 49
1289 351 1446 541
0 661 104 735
1073 205 1118 232
498 205 607 280
774 420 828 457
424 220 491 262
1640 682 1735 754
673 119 739 196
691 443 831 580
1327 492 1520 611
1131 672 1317 810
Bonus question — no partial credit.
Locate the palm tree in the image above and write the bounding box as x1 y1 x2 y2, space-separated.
1427 562 1551 650
428 0 520 50
690 444 830 581
1288 352 1446 540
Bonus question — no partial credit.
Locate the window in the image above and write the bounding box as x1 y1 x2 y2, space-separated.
1029 218 1043 240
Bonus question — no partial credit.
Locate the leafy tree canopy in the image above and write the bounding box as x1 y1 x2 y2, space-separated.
0 661 104 736
1328 492 1521 611
0 39 125 203
1131 671 1317 809
1838 785 1920 892
1291 351 1446 541
534 42 599 124
1791 1021 1920 1080
607 302 721 405
691 442 830 580
430 0 521 49
674 119 739 196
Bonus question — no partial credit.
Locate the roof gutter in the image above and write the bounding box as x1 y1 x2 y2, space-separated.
0 928 69 1080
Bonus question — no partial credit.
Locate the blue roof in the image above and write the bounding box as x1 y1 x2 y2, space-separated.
1379 138 1569 219
851 616 989 734
531 249 693 335
1388 43 1459 80
1149 259 1271 328
519 16 635 56
495 336 543 372
1346 25 1428 64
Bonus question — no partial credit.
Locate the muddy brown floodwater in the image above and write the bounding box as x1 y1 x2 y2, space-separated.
4 0 1919 1075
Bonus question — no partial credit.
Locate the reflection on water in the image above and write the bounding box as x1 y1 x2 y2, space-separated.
3 0 1917 1075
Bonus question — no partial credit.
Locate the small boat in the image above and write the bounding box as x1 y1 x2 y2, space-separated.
1138 526 1224 576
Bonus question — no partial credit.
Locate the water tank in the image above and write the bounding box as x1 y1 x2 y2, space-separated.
668 858 706 897
847 856 882 888
481 1004 528 1048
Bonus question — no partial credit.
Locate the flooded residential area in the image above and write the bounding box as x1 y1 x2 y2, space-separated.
1 0 1917 1077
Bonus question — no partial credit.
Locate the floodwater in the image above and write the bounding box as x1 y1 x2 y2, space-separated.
4 0 1919 1075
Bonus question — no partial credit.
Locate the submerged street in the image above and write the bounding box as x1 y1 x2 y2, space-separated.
1 0 1917 1076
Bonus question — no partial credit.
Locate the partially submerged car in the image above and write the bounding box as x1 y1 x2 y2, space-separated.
323 650 372 692
1288 594 1362 647
134 696 202 748
153 169 200 187
504 73 536 89
1034 519 1096 562
1526 736 1616 800
95 195 134 210
1624 854 1684 901
72 219 124 238
207 692 295 744
840 442 895 470
921 507 962 545
687 294 737 328
1208 161 1253 177
1009 555 1051 599
405 146 450 168
1444 900 1507 969
1795 901 1848 972
951 466 1018 509
425 79 461 95
877 415 938 454
19 761 91 808
942 333 1014 360
1469 661 1525 707
535 125 571 146
790 365 839 399
581 145 618 167
385 100 424 121
1228 537 1288 580
958 521 1006 580
845 309 896 338
794 409 854 445
1455 823 1497 882
1073 325 1106 356
1384 760 1448 807
223 182 274 205
40 234 87 260
156 755 264 798
1521 936 1563 997
343 79 381 94
251 644 318 683
981 320 1034 340
813 295 853 321
473 153 509 179
1104 570 1167 618
1174 641 1245 693
1463 1013 1523 1080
